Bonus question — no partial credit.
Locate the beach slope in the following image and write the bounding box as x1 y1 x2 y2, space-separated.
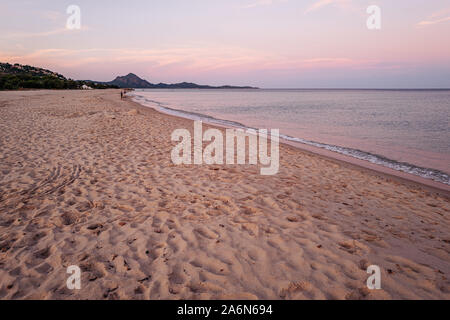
0 90 448 299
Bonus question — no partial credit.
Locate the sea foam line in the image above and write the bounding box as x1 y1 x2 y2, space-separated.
131 92 450 186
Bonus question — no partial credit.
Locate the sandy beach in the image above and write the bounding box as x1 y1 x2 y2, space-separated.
0 89 449 300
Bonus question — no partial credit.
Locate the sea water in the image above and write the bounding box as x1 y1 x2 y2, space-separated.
131 89 450 185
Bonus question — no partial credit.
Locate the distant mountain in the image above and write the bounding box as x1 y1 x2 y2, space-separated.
108 73 152 88
0 62 118 90
0 63 257 90
105 73 258 89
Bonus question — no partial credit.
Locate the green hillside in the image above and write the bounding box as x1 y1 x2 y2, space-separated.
0 63 118 90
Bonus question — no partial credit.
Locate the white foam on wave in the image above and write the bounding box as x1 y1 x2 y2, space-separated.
131 92 450 186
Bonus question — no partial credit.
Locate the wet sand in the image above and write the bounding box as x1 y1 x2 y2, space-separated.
0 89 448 299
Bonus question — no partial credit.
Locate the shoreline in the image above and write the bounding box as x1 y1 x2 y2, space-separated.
1 89 449 300
126 94 450 197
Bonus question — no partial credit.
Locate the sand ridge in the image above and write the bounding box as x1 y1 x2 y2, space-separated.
0 89 448 299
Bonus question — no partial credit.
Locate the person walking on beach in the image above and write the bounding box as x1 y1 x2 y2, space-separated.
121 91 123 99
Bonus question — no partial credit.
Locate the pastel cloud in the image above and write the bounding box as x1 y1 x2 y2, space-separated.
304 0 352 14
1 1 449 87
417 8 450 27
0 45 396 80
241 0 287 9
0 26 89 39
417 16 450 26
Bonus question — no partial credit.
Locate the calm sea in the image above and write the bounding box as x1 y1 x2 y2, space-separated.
131 89 450 185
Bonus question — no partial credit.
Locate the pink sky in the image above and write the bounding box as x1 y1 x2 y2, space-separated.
1 0 449 87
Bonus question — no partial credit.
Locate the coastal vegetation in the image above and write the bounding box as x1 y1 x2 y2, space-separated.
0 63 118 90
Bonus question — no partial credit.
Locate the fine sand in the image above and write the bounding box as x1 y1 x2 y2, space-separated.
0 89 449 300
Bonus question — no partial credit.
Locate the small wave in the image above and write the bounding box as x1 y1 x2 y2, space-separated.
279 135 450 185
131 92 450 186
